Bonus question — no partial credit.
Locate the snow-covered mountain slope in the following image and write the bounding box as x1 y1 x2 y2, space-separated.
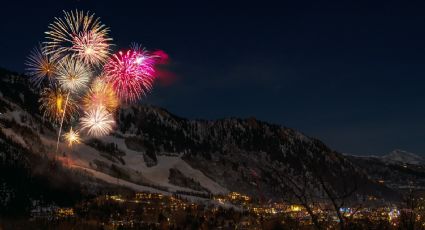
0 69 399 202
0 72 222 197
381 149 424 165
0 95 226 196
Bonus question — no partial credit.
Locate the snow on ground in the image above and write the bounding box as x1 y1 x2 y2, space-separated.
345 149 424 166
37 133 228 195
38 133 201 194
0 101 228 197
101 135 228 194
70 164 227 204
382 149 424 165
71 164 170 195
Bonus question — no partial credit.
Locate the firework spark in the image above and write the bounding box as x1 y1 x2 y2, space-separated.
55 57 91 152
25 45 57 87
56 57 91 92
80 107 115 137
44 10 112 64
83 77 119 112
130 43 157 76
71 30 111 65
39 87 78 124
63 127 81 147
103 49 156 102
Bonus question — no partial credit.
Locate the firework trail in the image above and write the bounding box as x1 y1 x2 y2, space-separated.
25 44 57 87
54 57 91 152
55 91 71 153
39 87 78 124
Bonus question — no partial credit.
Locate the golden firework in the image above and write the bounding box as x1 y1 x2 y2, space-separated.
44 10 112 65
63 127 81 147
25 45 57 87
39 87 78 124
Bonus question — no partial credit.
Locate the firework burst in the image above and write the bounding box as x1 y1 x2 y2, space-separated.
71 30 111 65
83 77 119 112
63 127 81 147
44 10 112 64
103 49 156 102
80 106 115 137
56 57 92 92
39 87 78 124
28 9 165 153
25 45 57 87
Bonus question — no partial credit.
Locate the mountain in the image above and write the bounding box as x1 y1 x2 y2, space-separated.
0 68 403 208
381 149 424 165
347 150 425 192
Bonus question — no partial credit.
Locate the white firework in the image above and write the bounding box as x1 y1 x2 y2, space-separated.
80 107 115 137
55 57 92 92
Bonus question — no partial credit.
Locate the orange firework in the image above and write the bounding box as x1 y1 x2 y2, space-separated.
83 77 119 112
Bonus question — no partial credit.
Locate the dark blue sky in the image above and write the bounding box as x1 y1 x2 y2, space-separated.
1 0 425 155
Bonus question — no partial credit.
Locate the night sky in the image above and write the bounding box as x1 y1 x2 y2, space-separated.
1 0 425 155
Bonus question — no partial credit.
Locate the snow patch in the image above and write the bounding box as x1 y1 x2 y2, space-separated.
382 149 424 165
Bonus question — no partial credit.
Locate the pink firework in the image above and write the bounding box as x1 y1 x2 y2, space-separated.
103 49 156 102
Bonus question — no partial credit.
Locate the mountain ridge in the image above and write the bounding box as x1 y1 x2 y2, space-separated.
347 149 424 165
382 149 424 165
0 68 411 205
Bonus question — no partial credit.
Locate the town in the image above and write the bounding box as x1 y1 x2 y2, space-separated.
23 191 425 229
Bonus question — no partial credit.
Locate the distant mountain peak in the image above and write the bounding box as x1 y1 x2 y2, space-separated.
382 149 424 165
